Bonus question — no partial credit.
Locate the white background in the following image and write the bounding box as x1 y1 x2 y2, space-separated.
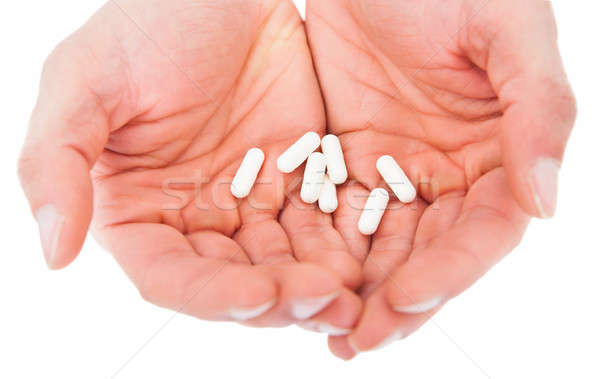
1 1 598 378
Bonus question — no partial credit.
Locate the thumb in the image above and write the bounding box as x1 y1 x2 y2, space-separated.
19 39 129 269
462 0 577 218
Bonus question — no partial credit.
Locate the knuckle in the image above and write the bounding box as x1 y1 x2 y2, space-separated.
543 76 577 127
136 256 169 306
138 272 185 308
41 41 71 79
554 84 577 125
17 144 41 189
39 37 89 92
137 273 160 305
136 253 191 309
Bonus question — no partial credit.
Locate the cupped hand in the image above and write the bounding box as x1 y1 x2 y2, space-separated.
19 0 362 331
306 0 576 357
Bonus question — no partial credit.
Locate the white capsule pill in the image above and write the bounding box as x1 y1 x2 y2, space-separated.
301 152 326 204
230 148 265 199
318 175 338 213
277 132 321 173
376 155 417 203
321 134 348 184
358 188 390 235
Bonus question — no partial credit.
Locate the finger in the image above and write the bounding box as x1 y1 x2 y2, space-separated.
340 132 467 203
345 288 436 353
100 222 347 325
19 46 105 269
97 223 279 321
328 336 357 360
233 157 296 265
338 197 455 354
280 193 363 289
462 0 576 218
186 230 251 264
412 192 464 247
343 170 529 353
332 183 371 263
242 262 344 327
18 36 132 269
233 216 295 264
298 288 362 336
337 199 429 355
386 169 529 313
362 198 427 296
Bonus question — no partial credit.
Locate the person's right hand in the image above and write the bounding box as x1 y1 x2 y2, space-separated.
18 0 362 331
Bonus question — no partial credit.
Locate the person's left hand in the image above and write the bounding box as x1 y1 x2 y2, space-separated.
305 0 575 358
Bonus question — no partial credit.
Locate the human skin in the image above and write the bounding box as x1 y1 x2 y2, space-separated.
305 0 576 358
18 0 363 331
19 0 577 357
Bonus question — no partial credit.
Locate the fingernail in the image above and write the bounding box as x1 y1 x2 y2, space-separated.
348 330 404 353
529 158 561 218
372 330 405 350
348 337 360 354
35 204 64 269
229 299 276 321
299 321 351 336
392 296 443 314
291 292 339 320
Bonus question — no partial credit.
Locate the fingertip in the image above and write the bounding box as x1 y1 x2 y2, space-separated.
389 296 444 315
35 202 90 270
350 329 406 354
328 335 357 360
294 263 345 296
229 298 277 322
21 146 95 270
290 291 340 320
497 76 575 220
329 254 363 290
384 271 444 314
527 157 561 218
504 155 560 219
300 288 362 334
232 266 279 311
260 263 344 321
35 204 64 269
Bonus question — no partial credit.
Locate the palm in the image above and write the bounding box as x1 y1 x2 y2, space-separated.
21 0 573 356
306 0 531 354
67 0 361 327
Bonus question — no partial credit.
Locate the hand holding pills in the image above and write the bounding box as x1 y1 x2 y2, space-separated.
307 0 575 358
19 0 363 337
19 0 576 360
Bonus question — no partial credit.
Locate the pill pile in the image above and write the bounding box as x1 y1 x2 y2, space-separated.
230 132 416 235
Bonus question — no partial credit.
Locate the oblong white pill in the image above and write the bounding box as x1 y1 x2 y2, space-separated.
321 134 348 184
277 132 321 173
318 175 338 213
376 155 417 203
358 188 390 235
301 152 326 204
230 148 265 199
